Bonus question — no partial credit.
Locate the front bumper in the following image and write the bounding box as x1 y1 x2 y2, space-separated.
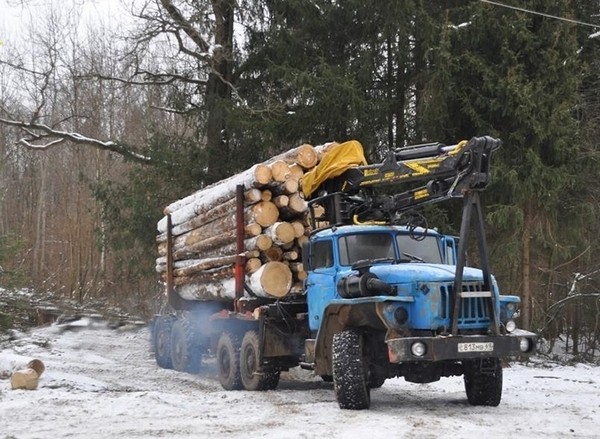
387 329 537 362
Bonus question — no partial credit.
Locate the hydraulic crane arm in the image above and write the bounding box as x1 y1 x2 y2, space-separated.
306 136 501 226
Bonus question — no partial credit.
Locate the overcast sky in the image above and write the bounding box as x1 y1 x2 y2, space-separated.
0 0 129 47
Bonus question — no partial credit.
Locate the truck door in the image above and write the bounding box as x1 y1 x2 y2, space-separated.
305 239 337 333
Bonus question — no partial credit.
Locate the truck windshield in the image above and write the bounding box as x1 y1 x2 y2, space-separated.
338 233 395 265
396 234 443 264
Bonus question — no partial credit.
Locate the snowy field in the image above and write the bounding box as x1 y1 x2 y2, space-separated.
1 320 599 439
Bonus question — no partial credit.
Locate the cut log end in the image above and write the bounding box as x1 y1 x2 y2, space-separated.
249 261 292 298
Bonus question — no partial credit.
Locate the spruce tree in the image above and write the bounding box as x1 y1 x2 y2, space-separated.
426 0 585 329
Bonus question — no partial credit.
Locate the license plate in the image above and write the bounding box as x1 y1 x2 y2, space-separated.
458 342 494 353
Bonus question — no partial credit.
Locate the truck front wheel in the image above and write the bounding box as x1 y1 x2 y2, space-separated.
332 329 371 410
463 357 503 406
216 332 243 390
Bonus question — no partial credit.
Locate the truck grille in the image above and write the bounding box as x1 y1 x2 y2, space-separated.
440 282 490 328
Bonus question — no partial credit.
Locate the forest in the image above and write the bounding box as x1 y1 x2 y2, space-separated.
0 0 599 362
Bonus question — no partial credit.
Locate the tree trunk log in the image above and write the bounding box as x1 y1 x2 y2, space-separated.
245 222 262 237
288 163 304 181
248 261 292 298
263 222 295 245
245 258 262 274
272 195 289 208
262 246 283 262
271 160 292 182
250 201 279 227
173 254 239 277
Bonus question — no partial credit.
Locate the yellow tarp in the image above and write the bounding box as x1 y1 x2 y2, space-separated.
301 140 368 198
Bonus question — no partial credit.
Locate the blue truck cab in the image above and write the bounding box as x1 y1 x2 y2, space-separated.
302 224 536 409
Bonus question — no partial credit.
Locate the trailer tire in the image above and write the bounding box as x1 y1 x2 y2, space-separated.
153 315 175 369
170 319 202 373
240 330 280 391
332 329 371 410
463 357 503 406
217 332 242 390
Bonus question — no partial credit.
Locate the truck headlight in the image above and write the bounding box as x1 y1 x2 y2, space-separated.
411 342 427 357
505 320 516 333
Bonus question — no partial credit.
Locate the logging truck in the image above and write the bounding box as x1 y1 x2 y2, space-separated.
152 136 537 409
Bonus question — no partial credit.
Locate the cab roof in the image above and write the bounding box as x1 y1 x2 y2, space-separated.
312 224 440 239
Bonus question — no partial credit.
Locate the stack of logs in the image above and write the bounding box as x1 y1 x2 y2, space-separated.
155 143 332 301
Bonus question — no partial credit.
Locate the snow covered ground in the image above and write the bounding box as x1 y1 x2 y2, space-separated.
1 320 599 439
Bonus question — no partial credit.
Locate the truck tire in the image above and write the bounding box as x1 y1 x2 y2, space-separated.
217 332 243 390
240 330 280 391
170 318 202 373
332 329 371 410
153 315 175 369
463 357 503 406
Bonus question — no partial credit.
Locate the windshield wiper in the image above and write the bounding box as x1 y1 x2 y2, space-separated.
401 252 425 262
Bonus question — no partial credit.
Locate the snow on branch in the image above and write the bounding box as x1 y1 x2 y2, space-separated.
0 117 153 164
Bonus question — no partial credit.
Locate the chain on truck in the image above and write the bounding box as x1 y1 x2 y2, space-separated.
152 136 537 410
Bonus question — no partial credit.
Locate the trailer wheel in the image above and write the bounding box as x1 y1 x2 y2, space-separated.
153 315 175 369
463 357 503 406
216 332 242 390
240 330 280 391
170 319 202 373
332 329 371 410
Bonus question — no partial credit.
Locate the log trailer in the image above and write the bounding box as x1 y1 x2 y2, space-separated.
152 136 536 409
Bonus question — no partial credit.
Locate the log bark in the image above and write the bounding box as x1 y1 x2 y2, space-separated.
173 254 239 277
157 198 236 242
158 229 237 258
158 164 273 232
171 265 234 286
175 278 236 301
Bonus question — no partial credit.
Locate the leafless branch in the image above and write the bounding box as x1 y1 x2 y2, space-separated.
76 70 207 87
0 59 46 77
159 0 210 53
0 117 153 164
